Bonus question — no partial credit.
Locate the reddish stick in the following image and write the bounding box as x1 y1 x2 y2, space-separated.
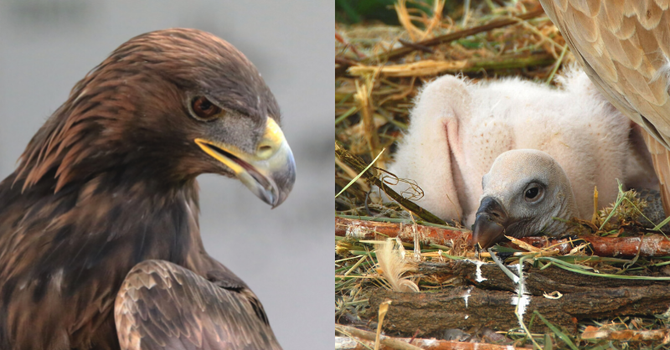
336 217 670 257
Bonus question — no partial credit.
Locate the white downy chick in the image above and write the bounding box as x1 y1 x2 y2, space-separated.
387 67 658 247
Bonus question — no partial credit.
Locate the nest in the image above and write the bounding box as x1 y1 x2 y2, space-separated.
335 1 670 349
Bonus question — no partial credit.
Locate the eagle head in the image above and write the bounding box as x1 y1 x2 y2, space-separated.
17 28 296 207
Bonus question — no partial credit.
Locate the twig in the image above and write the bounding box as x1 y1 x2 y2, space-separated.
336 217 463 245
582 326 670 342
337 32 366 59
397 38 434 54
462 0 471 27
336 325 524 350
545 44 568 84
354 78 381 159
349 53 556 77
374 301 392 350
336 149 384 198
461 52 555 72
337 325 422 350
335 143 446 225
360 8 545 64
336 217 670 257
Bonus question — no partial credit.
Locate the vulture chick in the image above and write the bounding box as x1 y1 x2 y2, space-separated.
473 149 578 248
538 0 670 215
0 29 295 350
387 68 658 247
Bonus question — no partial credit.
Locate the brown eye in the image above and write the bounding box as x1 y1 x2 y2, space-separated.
191 96 222 120
524 183 544 203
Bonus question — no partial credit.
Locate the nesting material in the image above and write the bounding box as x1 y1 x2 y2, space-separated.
374 238 420 293
335 0 670 347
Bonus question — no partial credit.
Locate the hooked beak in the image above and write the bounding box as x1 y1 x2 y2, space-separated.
472 196 508 249
195 118 296 208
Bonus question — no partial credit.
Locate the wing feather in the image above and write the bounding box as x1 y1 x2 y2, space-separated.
114 260 282 350
540 0 670 211
642 131 670 215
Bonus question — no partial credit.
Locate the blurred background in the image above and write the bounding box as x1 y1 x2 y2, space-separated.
0 0 332 348
335 0 472 25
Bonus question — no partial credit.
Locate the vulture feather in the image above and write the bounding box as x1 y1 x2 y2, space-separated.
0 28 295 350
538 0 670 216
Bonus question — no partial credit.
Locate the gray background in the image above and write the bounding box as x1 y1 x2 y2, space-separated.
0 0 332 348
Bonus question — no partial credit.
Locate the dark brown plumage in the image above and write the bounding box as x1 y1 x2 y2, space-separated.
0 28 295 350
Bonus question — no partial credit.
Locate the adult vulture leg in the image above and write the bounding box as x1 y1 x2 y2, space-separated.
114 260 282 350
642 130 670 216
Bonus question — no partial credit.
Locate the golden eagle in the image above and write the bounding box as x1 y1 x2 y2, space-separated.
0 28 295 350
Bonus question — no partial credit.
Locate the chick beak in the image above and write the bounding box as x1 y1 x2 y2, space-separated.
195 118 296 208
472 196 508 249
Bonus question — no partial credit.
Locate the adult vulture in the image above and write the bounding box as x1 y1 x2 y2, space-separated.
538 0 670 215
0 28 295 350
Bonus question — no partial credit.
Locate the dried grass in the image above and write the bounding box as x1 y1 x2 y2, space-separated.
336 0 569 211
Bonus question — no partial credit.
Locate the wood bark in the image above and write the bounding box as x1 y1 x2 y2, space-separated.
366 261 670 337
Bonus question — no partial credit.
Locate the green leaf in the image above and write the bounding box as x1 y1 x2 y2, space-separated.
533 311 578 350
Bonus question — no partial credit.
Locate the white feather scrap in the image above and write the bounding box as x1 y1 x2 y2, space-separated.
374 238 420 292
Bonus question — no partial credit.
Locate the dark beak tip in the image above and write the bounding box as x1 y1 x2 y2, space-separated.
270 195 281 209
273 160 296 209
269 179 293 209
471 196 510 248
472 213 506 249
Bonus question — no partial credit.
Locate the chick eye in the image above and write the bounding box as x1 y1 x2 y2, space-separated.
191 96 222 120
524 184 544 203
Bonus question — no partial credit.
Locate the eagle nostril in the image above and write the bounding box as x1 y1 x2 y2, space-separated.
257 144 274 158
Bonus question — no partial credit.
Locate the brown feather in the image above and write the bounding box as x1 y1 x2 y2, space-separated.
540 0 670 213
642 130 670 215
115 260 281 350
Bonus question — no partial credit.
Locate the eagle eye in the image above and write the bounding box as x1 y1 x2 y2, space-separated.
524 183 544 203
190 96 223 120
